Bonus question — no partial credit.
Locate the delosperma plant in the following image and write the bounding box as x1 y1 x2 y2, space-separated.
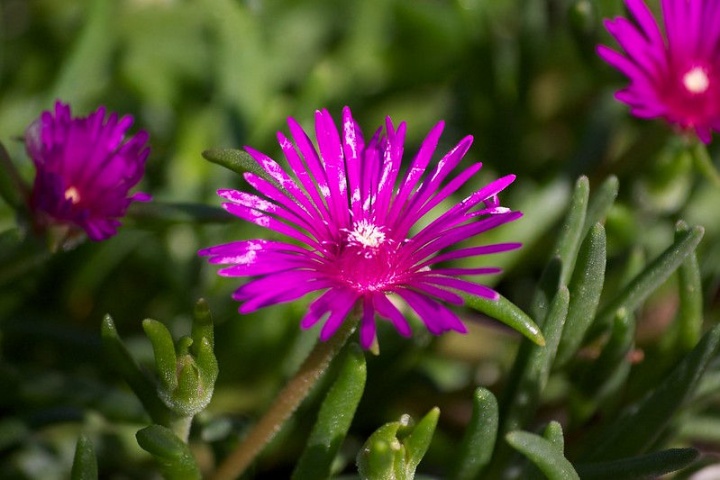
1 1 720 479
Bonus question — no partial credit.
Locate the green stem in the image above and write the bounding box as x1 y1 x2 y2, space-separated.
210 319 358 480
691 141 720 187
171 416 194 444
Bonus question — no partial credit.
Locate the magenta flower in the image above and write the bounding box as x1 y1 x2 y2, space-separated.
200 107 521 348
598 0 720 143
26 101 151 242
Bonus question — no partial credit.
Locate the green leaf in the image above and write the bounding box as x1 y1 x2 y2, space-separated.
143 319 178 392
591 225 704 337
502 286 569 434
505 431 579 480
552 176 589 286
582 175 618 239
675 222 703 352
555 223 606 367
202 148 292 200
530 257 563 325
575 448 699 479
584 324 720 461
543 421 564 452
191 299 215 354
450 388 499 480
358 421 407 480
292 344 367 480
70 435 97 480
128 202 232 224
100 316 174 426
136 425 201 480
463 293 545 346
357 408 439 480
577 308 634 396
403 407 440 474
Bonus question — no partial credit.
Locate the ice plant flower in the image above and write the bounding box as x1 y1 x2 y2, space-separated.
25 101 151 243
200 107 521 348
597 0 720 143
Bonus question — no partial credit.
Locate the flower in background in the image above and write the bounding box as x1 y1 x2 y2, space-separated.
598 0 720 143
200 107 521 348
26 101 151 242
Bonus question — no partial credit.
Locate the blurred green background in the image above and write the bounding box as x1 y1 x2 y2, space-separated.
1 0 720 477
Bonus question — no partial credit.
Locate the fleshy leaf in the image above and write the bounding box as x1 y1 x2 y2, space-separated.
100 315 174 426
591 225 704 337
450 388 499 480
505 431 579 480
582 175 618 238
143 319 178 392
70 435 98 480
675 222 703 352
136 425 201 480
502 286 569 433
584 324 720 461
202 147 290 195
552 176 589 285
575 448 699 479
357 408 439 480
463 293 545 346
292 344 367 480
555 223 606 367
577 308 634 396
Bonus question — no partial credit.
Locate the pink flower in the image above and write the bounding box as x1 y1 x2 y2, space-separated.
598 0 720 143
200 107 521 348
26 101 151 242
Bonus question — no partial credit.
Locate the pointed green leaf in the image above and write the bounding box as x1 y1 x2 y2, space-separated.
71 435 97 480
576 448 699 479
128 201 232 224
450 388 499 480
136 425 201 480
202 148 291 199
505 431 579 480
543 421 565 452
463 293 545 346
582 175 618 238
191 298 215 354
555 223 606 367
100 316 173 426
578 308 634 396
525 422 567 480
552 176 589 285
592 225 704 337
403 407 440 473
292 344 367 480
357 422 405 480
585 324 720 461
530 257 563 325
675 222 703 352
143 319 178 392
503 287 569 433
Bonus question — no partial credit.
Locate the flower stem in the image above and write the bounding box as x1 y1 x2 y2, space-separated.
210 320 358 480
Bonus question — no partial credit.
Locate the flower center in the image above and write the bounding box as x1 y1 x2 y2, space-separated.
64 186 81 204
682 66 710 94
345 220 386 253
331 220 401 293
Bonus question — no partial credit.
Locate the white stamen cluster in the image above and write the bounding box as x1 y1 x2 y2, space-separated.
683 66 710 94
